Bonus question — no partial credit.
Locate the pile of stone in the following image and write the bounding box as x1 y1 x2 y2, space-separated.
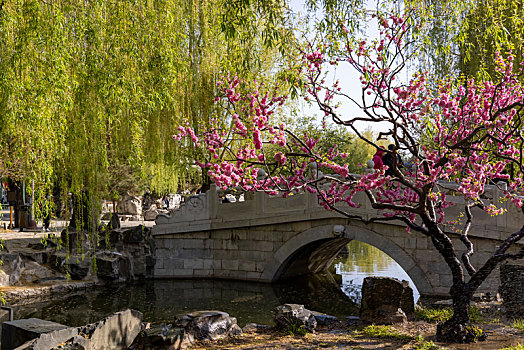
56 221 156 282
1 284 417 350
271 277 415 334
2 309 245 350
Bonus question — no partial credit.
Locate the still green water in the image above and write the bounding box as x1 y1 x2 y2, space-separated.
13 241 418 326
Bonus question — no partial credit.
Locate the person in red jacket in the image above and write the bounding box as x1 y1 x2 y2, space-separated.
372 148 385 170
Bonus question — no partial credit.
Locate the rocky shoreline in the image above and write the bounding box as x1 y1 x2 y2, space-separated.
4 300 524 350
0 281 104 305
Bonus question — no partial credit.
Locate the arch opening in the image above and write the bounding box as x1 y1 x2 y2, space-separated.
266 223 433 296
274 237 351 281
333 240 420 302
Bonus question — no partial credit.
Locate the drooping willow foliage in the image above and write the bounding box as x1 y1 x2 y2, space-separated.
405 0 524 81
0 0 297 226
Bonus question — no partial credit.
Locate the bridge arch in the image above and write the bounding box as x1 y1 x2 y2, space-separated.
262 222 433 295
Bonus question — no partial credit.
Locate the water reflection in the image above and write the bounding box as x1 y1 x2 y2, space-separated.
12 240 417 326
333 240 420 303
14 275 357 327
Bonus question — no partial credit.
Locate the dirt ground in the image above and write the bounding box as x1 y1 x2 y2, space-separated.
191 321 524 350
191 319 524 350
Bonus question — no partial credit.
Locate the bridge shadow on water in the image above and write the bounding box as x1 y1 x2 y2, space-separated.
12 272 358 327
273 272 359 317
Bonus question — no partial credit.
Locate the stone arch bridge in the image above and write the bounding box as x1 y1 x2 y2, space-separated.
152 184 524 297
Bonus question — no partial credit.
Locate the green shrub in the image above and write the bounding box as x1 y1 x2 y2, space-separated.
469 306 484 323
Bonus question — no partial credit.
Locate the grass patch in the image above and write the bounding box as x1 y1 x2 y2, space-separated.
413 340 446 350
415 305 484 323
415 307 453 323
499 345 524 350
469 306 484 323
360 324 414 341
513 319 524 331
285 323 309 336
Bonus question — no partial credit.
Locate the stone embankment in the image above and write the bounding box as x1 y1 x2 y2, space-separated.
0 216 155 303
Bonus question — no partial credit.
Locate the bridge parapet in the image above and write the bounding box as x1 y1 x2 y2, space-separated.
153 179 522 237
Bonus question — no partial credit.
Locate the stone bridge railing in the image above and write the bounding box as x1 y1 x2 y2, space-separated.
153 180 523 241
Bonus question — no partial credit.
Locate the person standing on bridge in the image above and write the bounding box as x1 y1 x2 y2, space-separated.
382 144 403 177
372 148 385 170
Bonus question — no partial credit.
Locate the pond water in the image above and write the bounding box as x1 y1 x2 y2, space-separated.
334 240 420 304
12 241 419 327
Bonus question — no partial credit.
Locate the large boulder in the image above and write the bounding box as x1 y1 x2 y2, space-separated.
122 225 149 244
17 261 62 285
96 253 131 281
67 258 91 281
131 324 194 350
98 229 122 249
1 318 74 350
173 310 241 341
108 213 120 230
48 252 68 274
76 309 143 349
0 253 24 286
20 251 48 265
310 311 339 328
500 262 524 317
48 253 89 281
117 194 142 216
143 207 160 221
359 277 414 325
274 304 317 332
12 310 143 350
61 229 93 253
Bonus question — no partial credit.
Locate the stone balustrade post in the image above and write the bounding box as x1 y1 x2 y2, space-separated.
209 184 218 220
495 181 508 229
255 190 265 216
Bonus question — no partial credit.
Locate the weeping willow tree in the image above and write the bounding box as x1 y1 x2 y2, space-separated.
404 0 524 81
0 0 297 233
457 0 524 80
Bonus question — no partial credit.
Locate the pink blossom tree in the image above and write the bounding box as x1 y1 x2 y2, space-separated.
174 11 524 343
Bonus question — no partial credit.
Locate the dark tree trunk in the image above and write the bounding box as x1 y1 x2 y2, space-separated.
424 222 487 343
436 282 485 343
199 171 211 193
